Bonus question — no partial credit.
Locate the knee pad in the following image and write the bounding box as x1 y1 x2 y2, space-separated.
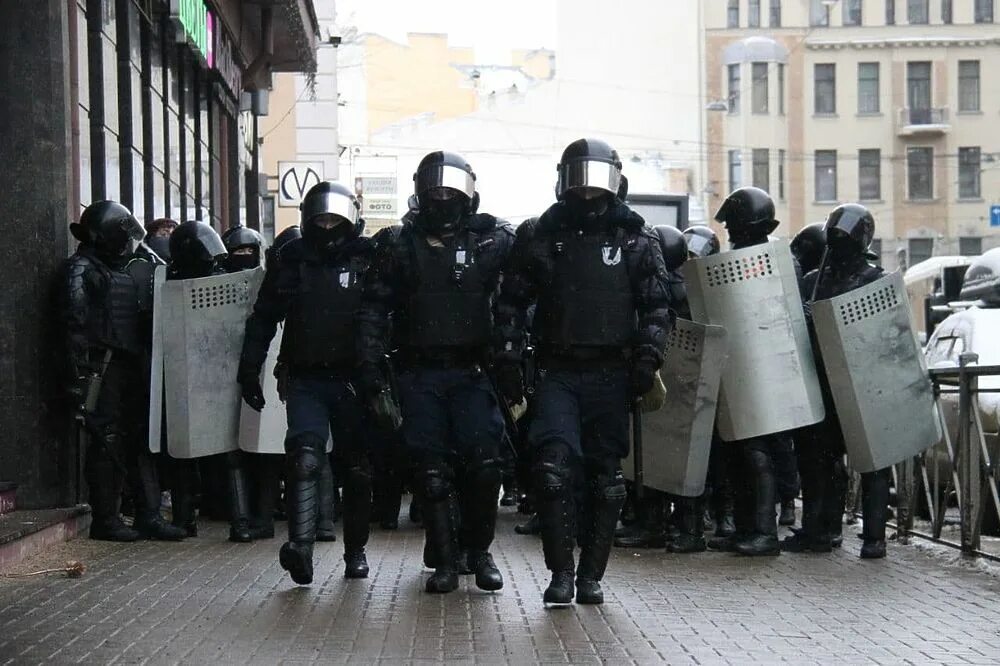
593 470 627 502
421 467 454 502
287 434 325 481
467 458 502 488
746 448 771 475
534 462 569 500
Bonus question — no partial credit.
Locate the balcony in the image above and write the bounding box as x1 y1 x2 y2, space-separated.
897 107 950 137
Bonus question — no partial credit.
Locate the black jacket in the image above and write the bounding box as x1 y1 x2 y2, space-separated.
495 199 674 368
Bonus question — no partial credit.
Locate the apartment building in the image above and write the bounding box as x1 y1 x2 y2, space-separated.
704 0 1000 268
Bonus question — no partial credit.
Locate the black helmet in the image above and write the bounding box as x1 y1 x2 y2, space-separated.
556 138 622 200
299 181 363 252
169 221 227 279
791 222 827 274
221 226 265 272
145 235 172 262
71 200 145 264
714 187 778 246
413 151 478 235
825 203 875 263
682 225 721 259
653 225 688 272
273 225 302 251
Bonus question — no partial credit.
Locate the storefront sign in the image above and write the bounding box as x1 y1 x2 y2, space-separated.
209 11 243 100
362 197 399 218
278 162 325 208
357 176 397 196
171 0 209 62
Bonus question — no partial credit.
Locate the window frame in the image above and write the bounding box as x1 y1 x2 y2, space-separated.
728 63 741 114
857 62 880 114
770 0 782 27
728 149 742 193
907 0 929 24
906 146 934 201
749 0 761 27
858 149 881 201
958 60 981 113
958 147 982 200
727 0 740 28
752 148 770 192
843 0 863 25
814 63 836 115
752 62 769 114
814 150 838 203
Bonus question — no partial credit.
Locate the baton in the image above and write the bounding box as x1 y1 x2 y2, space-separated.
810 246 830 304
632 396 644 516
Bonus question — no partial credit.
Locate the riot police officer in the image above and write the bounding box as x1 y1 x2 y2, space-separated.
711 186 785 556
496 139 673 605
62 201 175 541
239 182 374 584
786 203 889 559
357 151 514 594
791 223 827 277
222 225 265 272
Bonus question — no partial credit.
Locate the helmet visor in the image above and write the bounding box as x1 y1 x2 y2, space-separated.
303 191 359 226
415 164 475 199
685 234 716 258
557 160 622 198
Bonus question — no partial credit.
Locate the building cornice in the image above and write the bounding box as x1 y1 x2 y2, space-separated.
806 36 1000 50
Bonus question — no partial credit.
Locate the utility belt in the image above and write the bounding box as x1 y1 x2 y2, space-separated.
535 345 629 372
393 347 484 371
286 362 356 382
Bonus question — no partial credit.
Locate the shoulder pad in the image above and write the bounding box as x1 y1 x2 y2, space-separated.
276 237 305 264
611 201 646 230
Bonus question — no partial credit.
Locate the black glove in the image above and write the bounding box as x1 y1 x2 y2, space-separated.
495 363 524 405
273 362 289 403
240 377 266 412
630 360 658 398
370 388 403 431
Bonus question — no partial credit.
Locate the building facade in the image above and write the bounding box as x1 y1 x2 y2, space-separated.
0 0 318 509
704 0 1000 268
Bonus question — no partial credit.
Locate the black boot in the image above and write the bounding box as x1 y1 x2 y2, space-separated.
342 462 372 580
668 495 707 553
500 472 517 507
460 460 504 590
170 458 198 537
408 493 423 524
281 434 323 585
316 456 337 542
250 454 279 540
133 452 186 541
779 500 796 526
614 493 665 548
713 445 751 551
88 457 140 543
860 468 890 559
537 462 576 605
515 512 541 535
576 471 627 605
827 458 848 548
782 445 831 553
734 448 779 557
422 467 459 593
226 452 253 543
377 465 403 530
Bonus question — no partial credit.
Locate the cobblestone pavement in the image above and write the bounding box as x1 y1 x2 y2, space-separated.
2 507 1000 665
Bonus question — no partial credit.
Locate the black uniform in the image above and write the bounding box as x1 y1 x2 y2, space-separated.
786 203 890 559
61 200 164 542
496 138 673 605
357 151 513 595
239 182 374 584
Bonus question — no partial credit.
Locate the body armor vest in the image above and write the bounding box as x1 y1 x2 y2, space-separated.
103 267 142 354
406 232 492 349
281 255 366 368
535 230 635 348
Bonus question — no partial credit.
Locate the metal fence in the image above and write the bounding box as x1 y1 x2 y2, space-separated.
892 353 1000 558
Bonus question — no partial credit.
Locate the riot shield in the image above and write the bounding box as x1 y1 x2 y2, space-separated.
812 271 942 472
154 267 264 458
238 325 287 454
682 239 825 441
148 265 166 453
623 319 728 496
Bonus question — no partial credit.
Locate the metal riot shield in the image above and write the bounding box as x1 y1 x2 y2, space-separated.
623 319 728 496
682 239 825 441
148 265 166 453
812 271 942 473
238 325 287 454
154 267 264 458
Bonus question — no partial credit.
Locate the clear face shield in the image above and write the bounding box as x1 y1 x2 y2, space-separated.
556 159 622 199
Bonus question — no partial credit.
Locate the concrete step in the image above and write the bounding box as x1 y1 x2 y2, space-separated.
0 505 91 571
0 482 15 516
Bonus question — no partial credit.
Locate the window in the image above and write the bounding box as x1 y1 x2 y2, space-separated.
770 0 782 26
958 61 980 112
909 238 934 266
941 0 952 23
752 63 769 113
810 0 830 26
728 0 739 27
859 149 881 200
907 61 931 120
778 63 785 114
728 150 742 193
960 237 983 256
858 63 880 113
959 147 982 199
907 0 928 23
749 0 761 27
815 150 837 202
843 0 863 25
753 149 770 192
778 149 786 200
814 63 836 114
907 147 933 200
728 64 741 114
886 0 896 24
976 0 994 23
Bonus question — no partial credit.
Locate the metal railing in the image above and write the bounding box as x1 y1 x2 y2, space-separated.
892 353 1000 557
897 107 950 128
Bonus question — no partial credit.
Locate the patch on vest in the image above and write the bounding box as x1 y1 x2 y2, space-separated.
602 246 622 266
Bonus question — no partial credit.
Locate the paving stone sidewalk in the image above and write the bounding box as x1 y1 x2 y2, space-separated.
2 508 999 665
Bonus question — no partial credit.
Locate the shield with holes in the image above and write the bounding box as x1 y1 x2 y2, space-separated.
238 325 287 455
683 239 825 441
150 267 264 458
812 271 941 472
623 318 728 496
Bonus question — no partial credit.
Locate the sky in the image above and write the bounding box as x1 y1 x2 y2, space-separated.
335 0 557 64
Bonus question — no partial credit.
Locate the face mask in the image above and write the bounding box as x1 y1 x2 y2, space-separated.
227 253 259 271
423 197 466 233
827 234 858 264
565 191 610 222
304 220 351 253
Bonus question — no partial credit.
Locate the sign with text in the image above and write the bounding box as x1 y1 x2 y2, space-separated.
991 204 1000 228
170 0 209 62
363 197 398 218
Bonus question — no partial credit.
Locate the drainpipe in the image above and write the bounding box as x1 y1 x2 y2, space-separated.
244 5 274 90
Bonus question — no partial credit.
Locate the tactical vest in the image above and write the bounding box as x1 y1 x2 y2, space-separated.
406 232 492 349
281 255 367 368
103 267 142 354
535 230 636 348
